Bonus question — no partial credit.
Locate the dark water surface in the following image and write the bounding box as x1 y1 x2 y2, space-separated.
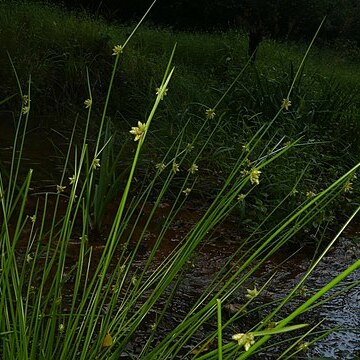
150 220 360 359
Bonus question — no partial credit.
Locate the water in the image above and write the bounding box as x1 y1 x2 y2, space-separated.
173 236 359 358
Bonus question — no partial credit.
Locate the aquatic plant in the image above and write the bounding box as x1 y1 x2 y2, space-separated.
1 10 359 360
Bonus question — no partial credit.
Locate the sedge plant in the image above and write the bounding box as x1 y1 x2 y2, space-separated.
1 12 359 360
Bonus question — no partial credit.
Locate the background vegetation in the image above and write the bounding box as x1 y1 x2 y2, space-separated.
43 0 360 45
1 0 360 231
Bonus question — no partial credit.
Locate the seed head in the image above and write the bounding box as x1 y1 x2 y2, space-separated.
56 185 66 194
172 162 180 174
59 323 65 333
188 163 198 174
344 181 353 192
306 190 316 198
156 86 168 100
185 143 194 152
242 144 250 153
22 95 29 105
92 158 101 170
112 45 124 55
130 121 146 141
232 332 255 351
84 98 92 108
249 168 261 185
205 108 216 119
155 163 166 172
245 286 259 299
26 254 33 263
281 98 292 110
22 106 30 115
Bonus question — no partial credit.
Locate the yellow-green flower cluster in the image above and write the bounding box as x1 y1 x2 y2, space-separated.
185 143 194 152
92 158 101 170
112 45 124 55
242 144 250 153
244 158 251 167
56 185 66 193
205 108 216 119
232 332 255 351
130 121 146 141
344 180 353 192
155 163 166 172
249 168 261 185
22 95 29 104
156 86 168 100
281 98 292 110
84 98 92 108
22 95 30 114
306 190 316 198
59 323 65 333
69 175 76 185
111 284 119 294
188 163 198 174
79 235 88 242
182 188 191 196
172 162 180 174
245 286 259 299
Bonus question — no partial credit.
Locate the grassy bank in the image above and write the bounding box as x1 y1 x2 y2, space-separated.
1 0 360 230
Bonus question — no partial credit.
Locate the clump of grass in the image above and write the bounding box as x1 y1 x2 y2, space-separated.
1 9 360 360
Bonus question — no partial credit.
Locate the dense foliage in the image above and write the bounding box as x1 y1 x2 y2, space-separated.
1 1 360 229
53 0 360 44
